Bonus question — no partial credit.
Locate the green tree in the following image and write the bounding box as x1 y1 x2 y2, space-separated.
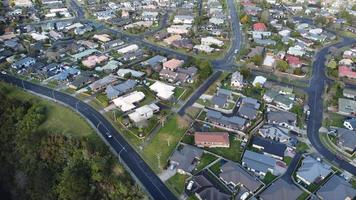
250 55 263 66
327 60 337 69
276 60 289 72
260 10 270 24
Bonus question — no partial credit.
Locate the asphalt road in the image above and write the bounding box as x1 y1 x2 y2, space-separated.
0 74 177 200
307 37 356 175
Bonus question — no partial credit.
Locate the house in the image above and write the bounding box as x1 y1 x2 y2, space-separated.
93 34 111 42
238 97 260 120
162 59 184 71
259 125 291 144
343 118 356 130
252 31 272 40
262 53 276 69
128 103 160 123
167 24 191 34
159 69 179 83
192 173 231 200
338 98 356 116
171 38 193 50
201 37 224 47
142 55 167 67
219 161 262 192
316 175 356 200
14 0 33 7
117 44 139 54
339 66 356 79
117 69 145 78
68 72 95 89
251 136 287 160
252 76 266 87
112 91 145 112
343 88 356 99
211 89 232 109
102 39 124 50
194 44 215 53
231 71 243 89
273 95 294 111
163 34 182 45
105 80 137 100
267 110 297 128
254 39 276 46
253 22 267 31
12 57 36 69
170 144 203 174
77 40 99 49
242 150 277 176
96 60 121 72
206 110 246 131
286 55 302 68
72 49 99 61
296 156 331 185
194 132 230 148
287 45 305 57
247 46 265 59
82 55 108 68
336 128 356 153
258 178 303 200
173 15 194 24
149 81 175 100
88 75 118 92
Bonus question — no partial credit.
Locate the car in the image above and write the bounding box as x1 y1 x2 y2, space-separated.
240 192 250 200
234 49 238 54
1 71 6 75
186 180 194 191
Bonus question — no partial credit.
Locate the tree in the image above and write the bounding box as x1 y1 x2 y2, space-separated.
327 60 337 69
157 113 167 127
240 15 249 24
250 55 263 66
260 10 270 24
314 16 328 26
276 60 289 72
240 67 251 79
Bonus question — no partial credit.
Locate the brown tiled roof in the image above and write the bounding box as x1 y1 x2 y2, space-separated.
195 132 229 146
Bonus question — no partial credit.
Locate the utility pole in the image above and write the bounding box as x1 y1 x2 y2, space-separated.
156 153 161 170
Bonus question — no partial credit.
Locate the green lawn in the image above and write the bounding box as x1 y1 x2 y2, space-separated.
136 86 156 106
1 83 94 137
296 142 310 153
195 153 218 172
283 156 293 166
181 134 195 145
209 161 221 175
174 87 186 100
205 135 242 162
96 93 109 107
262 172 277 185
143 115 189 173
165 173 188 197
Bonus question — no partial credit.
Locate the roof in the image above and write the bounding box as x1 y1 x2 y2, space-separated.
106 80 136 100
170 144 203 173
88 75 118 90
316 175 356 200
193 174 231 200
72 49 99 60
231 71 243 83
252 136 287 158
220 161 262 192
259 178 302 200
142 55 167 66
206 110 246 128
128 103 159 123
259 125 290 142
253 22 267 31
242 150 276 174
253 76 266 87
296 156 331 184
149 81 175 100
238 103 258 119
117 69 144 78
343 88 356 97
242 97 260 109
338 98 356 114
337 128 356 151
212 94 228 108
163 59 184 70
339 66 356 79
267 110 297 125
112 91 145 112
195 132 229 146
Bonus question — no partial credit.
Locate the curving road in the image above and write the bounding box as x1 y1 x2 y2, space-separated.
307 37 356 175
0 74 177 200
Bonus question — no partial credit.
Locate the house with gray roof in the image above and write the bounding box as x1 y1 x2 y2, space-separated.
219 161 262 192
259 178 302 200
88 75 119 92
296 156 331 185
241 97 260 109
251 136 287 160
238 103 258 120
258 125 291 144
142 55 167 67
338 98 356 116
316 175 356 200
267 110 297 128
105 79 136 100
343 88 356 99
11 57 36 69
242 150 277 176
206 110 246 131
193 173 231 200
336 128 356 153
170 144 203 175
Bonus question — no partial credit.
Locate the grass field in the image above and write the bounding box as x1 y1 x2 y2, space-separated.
262 172 277 185
195 153 218 172
283 156 293 166
205 135 242 162
1 82 94 137
143 115 189 173
165 173 188 197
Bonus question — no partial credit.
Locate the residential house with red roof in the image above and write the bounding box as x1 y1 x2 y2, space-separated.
253 23 267 32
339 65 356 79
286 55 302 68
195 132 230 148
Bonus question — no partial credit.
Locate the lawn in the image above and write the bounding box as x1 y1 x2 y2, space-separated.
1 83 94 137
296 142 310 153
185 107 202 119
136 86 156 106
195 153 218 172
283 156 293 166
181 134 194 145
209 161 221 175
165 173 188 197
143 115 189 173
262 172 277 185
96 93 109 107
174 87 186 100
205 135 242 162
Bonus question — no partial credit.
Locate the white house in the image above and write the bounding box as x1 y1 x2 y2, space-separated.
117 44 139 54
149 81 175 100
128 103 160 123
287 45 305 57
194 44 214 53
253 76 267 87
201 37 224 47
231 71 243 89
113 91 145 112
167 25 191 35
173 15 194 24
